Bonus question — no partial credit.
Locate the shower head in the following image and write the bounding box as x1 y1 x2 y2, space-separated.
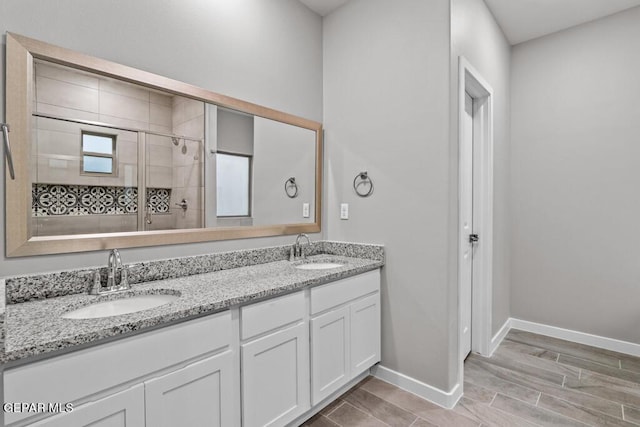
171 137 180 146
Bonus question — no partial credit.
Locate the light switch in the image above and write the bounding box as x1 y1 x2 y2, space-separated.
302 203 310 218
340 203 349 220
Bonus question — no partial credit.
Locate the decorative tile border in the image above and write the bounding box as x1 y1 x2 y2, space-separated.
4 241 384 304
32 184 171 216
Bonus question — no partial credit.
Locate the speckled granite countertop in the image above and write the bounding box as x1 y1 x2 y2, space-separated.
4 254 382 363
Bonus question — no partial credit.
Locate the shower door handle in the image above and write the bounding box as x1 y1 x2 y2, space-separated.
2 123 15 180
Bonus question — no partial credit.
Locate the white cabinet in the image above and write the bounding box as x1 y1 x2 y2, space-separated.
350 293 381 373
310 306 350 403
145 351 235 427
30 385 145 427
310 270 381 405
241 293 310 427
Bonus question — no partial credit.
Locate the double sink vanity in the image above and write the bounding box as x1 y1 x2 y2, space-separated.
2 240 384 427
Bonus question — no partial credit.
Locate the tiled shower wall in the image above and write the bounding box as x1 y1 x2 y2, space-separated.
32 62 203 235
171 97 205 229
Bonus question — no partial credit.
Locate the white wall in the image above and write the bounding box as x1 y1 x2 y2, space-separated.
450 0 511 340
510 6 640 343
0 0 323 276
324 0 455 391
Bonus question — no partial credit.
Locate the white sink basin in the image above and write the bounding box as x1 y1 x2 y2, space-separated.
295 262 343 270
62 294 179 319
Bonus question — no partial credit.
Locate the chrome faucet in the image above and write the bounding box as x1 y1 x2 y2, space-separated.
90 249 130 295
291 233 311 261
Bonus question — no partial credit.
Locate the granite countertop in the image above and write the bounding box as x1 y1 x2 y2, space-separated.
4 254 382 363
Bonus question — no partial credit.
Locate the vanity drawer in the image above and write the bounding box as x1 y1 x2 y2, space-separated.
310 269 380 315
241 291 305 340
4 310 231 426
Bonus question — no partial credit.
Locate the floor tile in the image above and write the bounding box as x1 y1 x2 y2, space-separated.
467 357 623 417
507 330 623 368
496 340 581 379
327 402 388 427
454 396 539 426
491 393 591 426
468 352 566 385
624 405 640 425
343 387 418 426
538 393 635 426
360 377 479 427
500 338 560 361
321 398 346 416
621 358 640 374
462 381 496 404
464 358 544 404
559 354 640 385
564 370 640 410
303 413 341 426
409 418 438 427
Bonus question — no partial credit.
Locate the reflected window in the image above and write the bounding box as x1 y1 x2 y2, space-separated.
217 152 251 216
81 131 117 176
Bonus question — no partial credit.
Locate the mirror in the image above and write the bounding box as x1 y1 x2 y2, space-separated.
6 33 322 256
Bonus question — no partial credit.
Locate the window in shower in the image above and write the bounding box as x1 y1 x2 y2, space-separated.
216 152 251 217
81 131 117 176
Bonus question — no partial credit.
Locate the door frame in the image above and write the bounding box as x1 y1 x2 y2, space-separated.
457 56 494 360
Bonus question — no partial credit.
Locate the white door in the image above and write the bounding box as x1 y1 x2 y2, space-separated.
460 92 475 360
30 385 145 427
241 322 310 427
145 351 236 427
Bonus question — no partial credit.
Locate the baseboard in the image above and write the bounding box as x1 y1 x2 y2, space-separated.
488 317 512 356
371 365 462 409
510 318 640 357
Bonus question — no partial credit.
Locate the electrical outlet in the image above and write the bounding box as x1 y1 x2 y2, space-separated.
340 203 349 220
302 203 310 218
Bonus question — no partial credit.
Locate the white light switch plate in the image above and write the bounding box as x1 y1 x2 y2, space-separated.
302 203 310 218
340 203 349 220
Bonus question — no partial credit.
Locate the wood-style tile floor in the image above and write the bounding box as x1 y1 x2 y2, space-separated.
302 330 640 426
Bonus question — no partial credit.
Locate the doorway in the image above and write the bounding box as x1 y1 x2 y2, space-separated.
458 57 494 366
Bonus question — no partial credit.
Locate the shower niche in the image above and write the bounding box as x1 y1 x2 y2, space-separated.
5 33 321 256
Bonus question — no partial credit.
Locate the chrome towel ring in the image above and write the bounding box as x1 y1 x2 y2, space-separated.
285 177 298 198
353 171 373 197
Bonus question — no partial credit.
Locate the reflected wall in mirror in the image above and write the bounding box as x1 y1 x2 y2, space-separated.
5 32 322 256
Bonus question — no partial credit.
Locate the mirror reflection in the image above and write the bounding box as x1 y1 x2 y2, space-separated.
30 60 316 237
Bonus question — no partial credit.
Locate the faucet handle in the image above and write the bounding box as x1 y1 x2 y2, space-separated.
120 266 130 290
90 270 103 295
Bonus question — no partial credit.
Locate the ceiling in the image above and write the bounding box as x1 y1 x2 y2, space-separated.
484 0 640 45
299 0 640 45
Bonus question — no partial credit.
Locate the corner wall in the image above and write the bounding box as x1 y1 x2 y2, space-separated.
450 0 512 342
510 6 640 344
323 0 454 391
0 0 323 276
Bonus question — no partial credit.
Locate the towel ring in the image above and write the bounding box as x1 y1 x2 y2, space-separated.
353 171 374 197
285 177 298 198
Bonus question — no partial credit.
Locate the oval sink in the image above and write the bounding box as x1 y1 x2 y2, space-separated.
295 262 343 270
62 294 179 319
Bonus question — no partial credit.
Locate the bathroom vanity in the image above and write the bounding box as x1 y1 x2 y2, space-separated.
2 243 383 427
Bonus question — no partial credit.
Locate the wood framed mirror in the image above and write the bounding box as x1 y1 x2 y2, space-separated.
5 33 322 256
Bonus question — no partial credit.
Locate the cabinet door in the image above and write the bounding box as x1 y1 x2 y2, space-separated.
145 351 236 427
29 385 144 427
310 305 350 405
350 293 381 374
241 322 310 427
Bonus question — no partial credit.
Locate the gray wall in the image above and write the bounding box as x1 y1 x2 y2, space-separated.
323 0 455 391
0 0 323 276
510 6 640 343
450 0 511 340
